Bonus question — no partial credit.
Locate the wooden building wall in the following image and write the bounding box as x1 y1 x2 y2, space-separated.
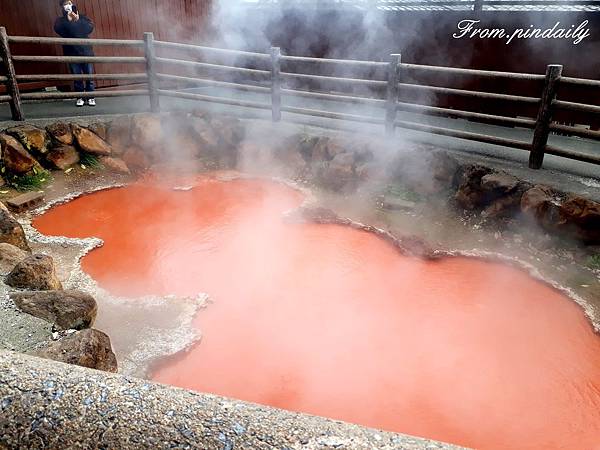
0 0 212 90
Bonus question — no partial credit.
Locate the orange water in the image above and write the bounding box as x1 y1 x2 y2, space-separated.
33 174 600 449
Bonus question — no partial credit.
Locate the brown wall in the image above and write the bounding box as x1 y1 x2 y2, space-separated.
0 0 212 89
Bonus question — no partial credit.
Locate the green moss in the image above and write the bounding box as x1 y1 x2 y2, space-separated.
385 184 422 202
587 254 600 270
9 167 52 191
79 152 104 170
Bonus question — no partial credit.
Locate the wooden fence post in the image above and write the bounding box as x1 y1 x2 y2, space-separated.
144 32 160 113
0 27 24 121
474 0 484 12
529 64 562 169
270 47 281 122
385 53 401 136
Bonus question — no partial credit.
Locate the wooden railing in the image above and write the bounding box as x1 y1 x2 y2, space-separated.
1 26 599 169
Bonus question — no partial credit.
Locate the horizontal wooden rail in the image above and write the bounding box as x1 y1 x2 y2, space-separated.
8 36 144 46
282 105 385 124
281 71 387 87
549 123 600 140
281 88 386 106
0 95 11 102
154 40 270 59
156 57 270 76
560 76 600 88
15 73 148 82
545 145 600 165
281 55 387 67
396 102 537 127
553 99 600 114
157 89 272 110
400 63 545 81
398 82 541 104
20 89 148 100
156 73 270 93
0 75 7 83
12 55 146 64
395 119 533 150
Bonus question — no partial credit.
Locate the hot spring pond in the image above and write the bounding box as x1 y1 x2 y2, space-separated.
33 173 600 449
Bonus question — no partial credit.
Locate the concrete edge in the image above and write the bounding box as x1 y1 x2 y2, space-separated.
0 350 464 450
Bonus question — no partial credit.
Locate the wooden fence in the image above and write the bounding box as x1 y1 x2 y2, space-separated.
1 26 599 169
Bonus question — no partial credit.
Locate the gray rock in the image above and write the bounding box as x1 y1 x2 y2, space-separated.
11 290 97 331
72 124 113 155
32 328 117 372
0 242 29 274
5 254 62 291
0 202 31 251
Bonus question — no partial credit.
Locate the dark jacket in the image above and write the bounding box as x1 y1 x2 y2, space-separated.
54 13 95 57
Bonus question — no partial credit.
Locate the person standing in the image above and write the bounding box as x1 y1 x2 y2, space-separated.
54 0 96 107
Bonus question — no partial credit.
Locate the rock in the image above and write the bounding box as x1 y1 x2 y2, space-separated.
72 124 113 155
190 117 220 156
99 156 130 174
122 146 151 172
106 116 132 155
480 172 520 195
454 164 493 210
311 137 345 163
212 117 244 147
520 185 561 228
87 121 107 140
558 195 600 244
0 134 38 174
318 152 356 191
0 243 29 274
5 124 49 156
46 145 80 170
5 254 62 290
131 115 162 151
11 290 97 331
0 202 31 251
394 149 459 195
46 122 73 145
32 328 117 372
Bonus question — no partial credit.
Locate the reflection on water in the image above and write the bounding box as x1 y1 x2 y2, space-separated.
33 173 600 450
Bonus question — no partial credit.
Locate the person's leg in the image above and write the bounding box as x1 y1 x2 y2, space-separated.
69 63 84 93
83 63 95 92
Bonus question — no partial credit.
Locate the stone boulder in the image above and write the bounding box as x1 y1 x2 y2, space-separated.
5 254 62 290
317 152 356 191
32 328 117 372
398 149 459 195
72 124 113 155
5 124 49 156
11 290 97 331
87 122 107 140
520 185 562 229
122 146 151 172
131 115 162 151
99 156 130 174
0 134 38 174
0 242 29 274
311 137 345 163
46 122 73 145
46 145 80 171
211 116 245 148
454 164 493 210
558 195 600 244
106 116 132 155
0 202 31 251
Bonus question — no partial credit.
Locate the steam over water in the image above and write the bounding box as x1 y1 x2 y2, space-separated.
33 174 600 449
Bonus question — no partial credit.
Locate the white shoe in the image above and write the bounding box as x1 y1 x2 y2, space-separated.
87 98 96 106
76 98 85 107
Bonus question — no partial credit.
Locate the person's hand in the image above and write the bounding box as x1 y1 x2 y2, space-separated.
68 11 79 21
